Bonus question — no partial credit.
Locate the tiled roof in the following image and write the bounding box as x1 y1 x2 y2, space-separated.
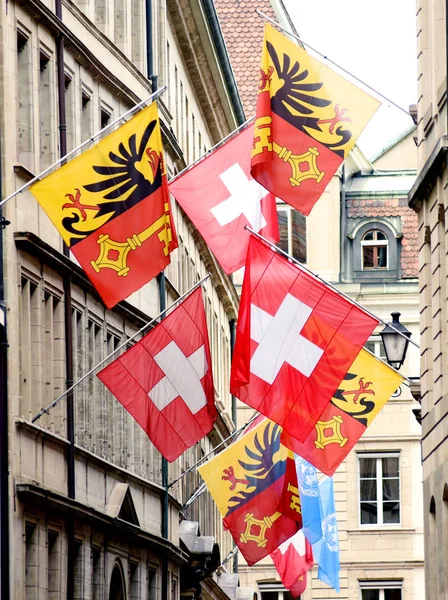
214 0 278 118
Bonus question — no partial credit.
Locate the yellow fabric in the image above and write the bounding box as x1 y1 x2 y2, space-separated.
259 24 380 157
30 102 163 246
331 348 404 426
198 419 291 518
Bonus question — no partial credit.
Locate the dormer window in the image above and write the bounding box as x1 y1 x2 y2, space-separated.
361 229 388 270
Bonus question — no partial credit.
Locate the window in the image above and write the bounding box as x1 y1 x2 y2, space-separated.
365 336 387 362
360 581 402 600
81 89 93 143
277 204 306 263
39 50 54 169
64 72 75 152
358 453 400 525
361 229 388 269
100 105 112 130
25 522 38 598
91 546 103 600
259 582 298 600
17 29 33 166
48 530 61 599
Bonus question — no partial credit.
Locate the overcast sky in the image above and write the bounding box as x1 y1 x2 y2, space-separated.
281 0 417 160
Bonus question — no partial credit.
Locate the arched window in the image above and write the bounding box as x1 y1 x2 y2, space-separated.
109 562 126 600
361 229 388 269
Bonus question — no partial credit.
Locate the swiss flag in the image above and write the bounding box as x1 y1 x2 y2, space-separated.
230 236 378 442
168 124 279 274
97 287 216 462
271 530 313 597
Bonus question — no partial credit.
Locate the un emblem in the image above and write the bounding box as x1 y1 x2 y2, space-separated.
295 458 318 497
322 512 338 552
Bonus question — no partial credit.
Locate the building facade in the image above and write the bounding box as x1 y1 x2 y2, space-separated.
212 3 424 594
0 0 245 598
408 0 448 598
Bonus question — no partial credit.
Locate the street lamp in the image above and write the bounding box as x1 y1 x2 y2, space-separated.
379 312 412 370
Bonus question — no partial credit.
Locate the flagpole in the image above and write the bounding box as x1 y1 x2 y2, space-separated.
0 86 167 211
168 116 255 186
246 227 420 352
31 272 210 424
167 412 259 489
255 9 411 117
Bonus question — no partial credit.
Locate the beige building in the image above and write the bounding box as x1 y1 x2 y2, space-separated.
212 3 425 594
408 0 448 599
234 130 424 600
0 0 246 598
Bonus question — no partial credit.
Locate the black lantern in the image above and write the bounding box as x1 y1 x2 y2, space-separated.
379 312 411 370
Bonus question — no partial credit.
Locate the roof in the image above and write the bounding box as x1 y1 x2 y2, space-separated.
370 124 417 164
214 0 295 117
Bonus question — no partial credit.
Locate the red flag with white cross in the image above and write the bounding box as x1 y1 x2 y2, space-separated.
271 529 314 597
168 124 279 274
97 287 216 462
230 235 378 442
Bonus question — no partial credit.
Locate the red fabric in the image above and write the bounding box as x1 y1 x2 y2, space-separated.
271 529 313 598
224 455 302 566
252 96 343 216
168 124 278 274
97 287 216 462
73 178 177 309
230 236 378 442
281 402 366 476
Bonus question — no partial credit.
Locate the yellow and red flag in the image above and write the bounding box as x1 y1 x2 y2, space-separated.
198 418 302 566
251 24 380 215
281 349 404 475
30 102 177 308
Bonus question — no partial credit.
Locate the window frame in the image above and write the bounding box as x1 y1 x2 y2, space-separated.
358 452 401 527
361 229 389 270
276 202 307 263
359 580 403 600
364 336 387 362
350 220 399 282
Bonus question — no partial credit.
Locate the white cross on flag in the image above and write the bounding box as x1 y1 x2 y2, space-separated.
97 287 216 462
230 236 378 443
168 124 279 274
270 529 314 597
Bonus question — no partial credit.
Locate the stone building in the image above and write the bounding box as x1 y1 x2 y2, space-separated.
0 0 245 598
408 0 448 598
213 2 425 598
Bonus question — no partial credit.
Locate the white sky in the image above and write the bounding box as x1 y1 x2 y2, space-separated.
281 0 417 160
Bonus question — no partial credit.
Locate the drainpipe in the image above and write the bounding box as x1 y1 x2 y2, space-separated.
0 116 11 600
339 165 347 283
230 318 238 574
146 4 168 599
55 2 76 598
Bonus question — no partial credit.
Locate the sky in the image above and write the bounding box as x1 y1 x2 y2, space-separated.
282 0 417 160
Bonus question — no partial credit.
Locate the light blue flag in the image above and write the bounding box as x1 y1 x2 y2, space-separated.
313 476 340 593
294 455 323 544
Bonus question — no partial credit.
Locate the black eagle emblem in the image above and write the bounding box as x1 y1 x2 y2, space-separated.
63 119 163 245
267 42 352 157
226 421 286 514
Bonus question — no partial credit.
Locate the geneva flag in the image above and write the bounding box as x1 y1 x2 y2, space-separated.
251 24 380 216
282 349 404 475
30 102 177 308
230 235 378 443
198 418 302 566
169 124 278 274
97 287 216 462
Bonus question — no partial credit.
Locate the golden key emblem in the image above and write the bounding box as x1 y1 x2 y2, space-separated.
91 203 173 276
240 511 282 548
253 117 325 187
